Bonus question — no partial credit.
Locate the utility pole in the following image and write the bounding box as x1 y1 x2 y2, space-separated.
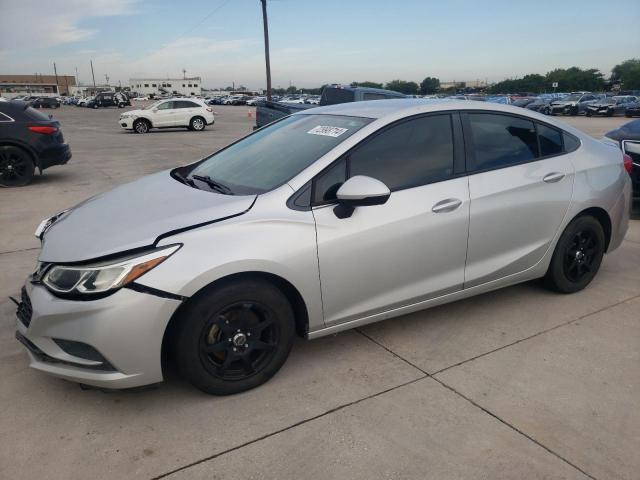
260 0 272 100
75 66 79 85
53 62 59 94
105 74 109 86
90 60 96 89
182 68 186 80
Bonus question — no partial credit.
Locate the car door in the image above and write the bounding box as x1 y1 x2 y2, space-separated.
462 112 574 288
152 101 176 127
175 100 198 126
312 113 470 327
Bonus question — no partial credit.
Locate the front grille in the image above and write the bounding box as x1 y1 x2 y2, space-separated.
16 287 33 328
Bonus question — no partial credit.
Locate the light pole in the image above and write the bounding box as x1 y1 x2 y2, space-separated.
260 0 272 100
90 60 96 89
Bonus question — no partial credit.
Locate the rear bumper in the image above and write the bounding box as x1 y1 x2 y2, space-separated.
38 143 71 170
15 282 182 389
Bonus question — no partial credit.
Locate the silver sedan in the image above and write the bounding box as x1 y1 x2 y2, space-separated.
15 100 632 394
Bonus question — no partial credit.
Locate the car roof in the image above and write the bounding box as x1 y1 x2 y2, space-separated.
293 98 589 137
295 98 537 120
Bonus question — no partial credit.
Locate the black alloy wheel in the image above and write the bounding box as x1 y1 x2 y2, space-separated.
545 216 605 293
563 229 600 283
198 302 279 381
175 279 295 395
0 146 35 187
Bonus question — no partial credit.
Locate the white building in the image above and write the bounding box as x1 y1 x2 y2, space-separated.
129 77 202 97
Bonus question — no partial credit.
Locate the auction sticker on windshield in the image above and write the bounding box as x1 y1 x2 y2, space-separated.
307 125 348 137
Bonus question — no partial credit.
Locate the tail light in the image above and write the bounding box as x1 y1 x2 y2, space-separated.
206 107 213 112
623 154 633 175
28 125 58 135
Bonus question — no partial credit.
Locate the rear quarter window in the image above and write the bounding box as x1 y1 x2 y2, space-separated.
563 133 581 153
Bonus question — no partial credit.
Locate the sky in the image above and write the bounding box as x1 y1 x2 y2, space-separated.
1 0 639 89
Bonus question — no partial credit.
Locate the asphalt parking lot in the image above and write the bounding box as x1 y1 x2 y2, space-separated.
1 104 638 480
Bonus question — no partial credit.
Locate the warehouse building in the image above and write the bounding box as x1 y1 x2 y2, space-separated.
0 74 76 97
129 77 202 97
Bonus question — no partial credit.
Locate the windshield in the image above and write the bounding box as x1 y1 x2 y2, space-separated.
187 114 372 194
564 94 582 101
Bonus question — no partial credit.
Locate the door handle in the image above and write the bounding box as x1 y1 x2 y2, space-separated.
432 198 462 213
543 172 565 183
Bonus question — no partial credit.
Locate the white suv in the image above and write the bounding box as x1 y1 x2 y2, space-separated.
119 98 215 134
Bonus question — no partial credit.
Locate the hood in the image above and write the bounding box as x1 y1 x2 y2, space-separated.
605 119 640 142
122 108 145 116
40 170 256 263
551 100 575 106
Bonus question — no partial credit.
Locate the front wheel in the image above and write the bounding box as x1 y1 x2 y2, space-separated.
92 104 98 109
133 119 150 134
545 216 605 293
175 279 295 395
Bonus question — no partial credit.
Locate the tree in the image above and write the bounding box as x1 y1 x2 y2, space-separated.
545 67 605 92
487 74 546 94
351 81 383 89
419 77 440 95
384 79 419 95
285 85 298 94
611 58 640 90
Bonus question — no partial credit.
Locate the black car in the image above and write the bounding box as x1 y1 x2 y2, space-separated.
30 97 60 109
605 119 640 198
525 98 553 114
625 100 640 117
0 100 71 187
86 92 131 109
586 96 637 117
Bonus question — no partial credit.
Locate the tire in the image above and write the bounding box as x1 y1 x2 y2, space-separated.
0 146 35 187
133 119 150 134
118 103 125 108
92 104 98 109
570 106 578 116
626 113 632 118
175 279 295 395
586 110 592 117
189 116 206 131
545 216 605 293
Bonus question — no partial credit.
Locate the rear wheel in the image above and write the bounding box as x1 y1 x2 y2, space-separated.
175 279 295 395
189 116 206 131
545 216 605 293
0 146 35 187
118 103 125 108
133 119 150 134
92 104 98 109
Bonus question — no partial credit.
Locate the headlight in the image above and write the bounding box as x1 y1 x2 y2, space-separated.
42 244 180 296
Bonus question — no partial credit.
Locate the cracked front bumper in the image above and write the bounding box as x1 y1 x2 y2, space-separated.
15 282 182 389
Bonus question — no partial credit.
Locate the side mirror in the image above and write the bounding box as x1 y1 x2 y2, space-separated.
334 175 390 219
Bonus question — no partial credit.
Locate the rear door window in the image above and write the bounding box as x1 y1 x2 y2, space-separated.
467 113 538 171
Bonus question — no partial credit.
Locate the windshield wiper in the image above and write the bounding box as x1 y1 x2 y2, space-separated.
192 174 234 195
173 170 196 188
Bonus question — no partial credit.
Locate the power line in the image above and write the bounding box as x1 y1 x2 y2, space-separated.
174 0 233 43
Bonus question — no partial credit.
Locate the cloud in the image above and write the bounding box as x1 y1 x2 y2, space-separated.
0 0 137 51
